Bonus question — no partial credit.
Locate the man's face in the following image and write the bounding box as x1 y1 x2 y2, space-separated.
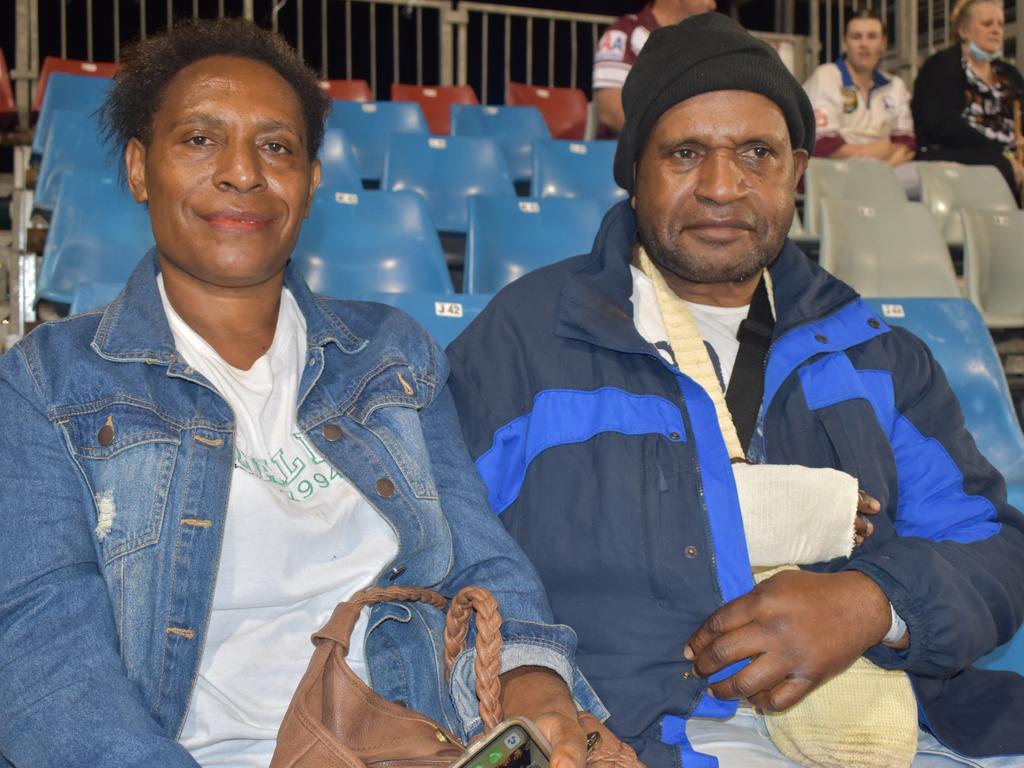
843 18 886 72
633 90 807 286
125 55 320 291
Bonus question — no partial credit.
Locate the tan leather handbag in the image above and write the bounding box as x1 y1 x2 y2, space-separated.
271 585 642 768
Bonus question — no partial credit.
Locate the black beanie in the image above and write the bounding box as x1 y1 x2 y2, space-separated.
614 13 816 193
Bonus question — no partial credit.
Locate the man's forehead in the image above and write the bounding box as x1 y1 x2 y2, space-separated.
650 90 790 140
846 18 884 35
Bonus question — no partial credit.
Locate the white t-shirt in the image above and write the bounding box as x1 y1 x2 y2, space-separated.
161 277 400 767
803 57 914 147
629 266 747 389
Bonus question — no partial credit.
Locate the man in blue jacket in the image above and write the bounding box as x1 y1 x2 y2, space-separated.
448 12 1024 767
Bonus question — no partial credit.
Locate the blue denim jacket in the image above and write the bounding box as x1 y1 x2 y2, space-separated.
0 251 605 768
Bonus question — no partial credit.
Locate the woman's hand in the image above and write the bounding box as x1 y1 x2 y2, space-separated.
498 666 588 768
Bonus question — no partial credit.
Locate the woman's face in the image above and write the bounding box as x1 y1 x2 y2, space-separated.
962 2 1004 54
125 55 320 291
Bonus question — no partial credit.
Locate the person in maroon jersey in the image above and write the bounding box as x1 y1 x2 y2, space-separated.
592 0 716 137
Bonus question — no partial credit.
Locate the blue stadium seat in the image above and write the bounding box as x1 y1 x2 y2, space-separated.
69 282 124 314
532 139 627 213
383 134 514 234
292 189 453 296
358 291 492 348
450 104 550 182
32 73 113 157
863 297 1024 674
464 195 605 293
38 172 153 305
35 110 113 212
327 101 428 182
317 127 362 194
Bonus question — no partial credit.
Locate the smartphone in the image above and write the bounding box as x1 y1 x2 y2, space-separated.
449 717 551 768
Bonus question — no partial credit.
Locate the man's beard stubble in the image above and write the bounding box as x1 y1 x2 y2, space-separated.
636 214 786 286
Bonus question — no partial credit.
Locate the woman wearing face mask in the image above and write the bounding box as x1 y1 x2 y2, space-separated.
912 0 1023 197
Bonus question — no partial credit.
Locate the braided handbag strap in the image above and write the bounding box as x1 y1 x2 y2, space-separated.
315 586 448 647
443 586 505 732
347 586 448 612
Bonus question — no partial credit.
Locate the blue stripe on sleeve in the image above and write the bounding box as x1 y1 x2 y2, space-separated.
474 387 687 515
799 356 1000 544
764 300 888 424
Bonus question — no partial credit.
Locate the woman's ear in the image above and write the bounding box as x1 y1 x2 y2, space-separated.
125 138 148 204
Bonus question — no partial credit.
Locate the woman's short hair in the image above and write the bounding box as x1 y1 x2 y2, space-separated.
950 0 1004 44
98 17 330 162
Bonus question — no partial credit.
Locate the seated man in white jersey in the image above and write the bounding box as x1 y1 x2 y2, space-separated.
0 19 605 768
802 10 917 189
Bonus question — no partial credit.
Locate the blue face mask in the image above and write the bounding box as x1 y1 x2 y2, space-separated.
967 39 1002 62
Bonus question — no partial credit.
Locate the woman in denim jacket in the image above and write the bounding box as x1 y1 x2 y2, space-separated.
0 19 603 768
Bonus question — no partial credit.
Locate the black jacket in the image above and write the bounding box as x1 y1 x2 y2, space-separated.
912 45 1024 151
448 202 1024 763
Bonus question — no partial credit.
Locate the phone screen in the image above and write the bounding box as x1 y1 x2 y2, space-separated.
460 722 550 768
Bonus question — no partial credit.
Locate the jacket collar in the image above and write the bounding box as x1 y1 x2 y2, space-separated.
836 55 890 91
555 201 860 352
90 248 369 364
555 201 652 356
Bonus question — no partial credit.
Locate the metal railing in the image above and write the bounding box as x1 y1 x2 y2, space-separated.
455 3 613 104
9 0 821 113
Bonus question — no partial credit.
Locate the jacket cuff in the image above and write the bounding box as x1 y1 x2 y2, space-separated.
450 618 609 735
844 558 926 671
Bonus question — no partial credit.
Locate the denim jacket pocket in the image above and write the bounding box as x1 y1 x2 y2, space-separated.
60 401 181 563
362 403 440 501
347 360 432 423
350 362 438 500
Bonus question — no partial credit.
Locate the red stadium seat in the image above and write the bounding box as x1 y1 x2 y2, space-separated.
319 78 373 102
390 83 478 135
32 57 120 118
0 49 16 129
507 82 587 140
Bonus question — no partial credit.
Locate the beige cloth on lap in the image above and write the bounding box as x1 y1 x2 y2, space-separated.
754 567 919 768
637 248 918 768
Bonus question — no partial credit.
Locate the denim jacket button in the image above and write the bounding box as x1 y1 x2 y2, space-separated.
815 333 829 344
322 424 343 441
98 423 115 446
388 565 406 581
375 478 396 498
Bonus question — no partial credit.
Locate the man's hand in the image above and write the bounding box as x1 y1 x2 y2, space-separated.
886 143 915 166
498 666 587 768
855 490 880 546
683 569 892 711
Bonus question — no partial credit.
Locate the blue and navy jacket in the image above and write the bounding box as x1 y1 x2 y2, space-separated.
447 201 1024 765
